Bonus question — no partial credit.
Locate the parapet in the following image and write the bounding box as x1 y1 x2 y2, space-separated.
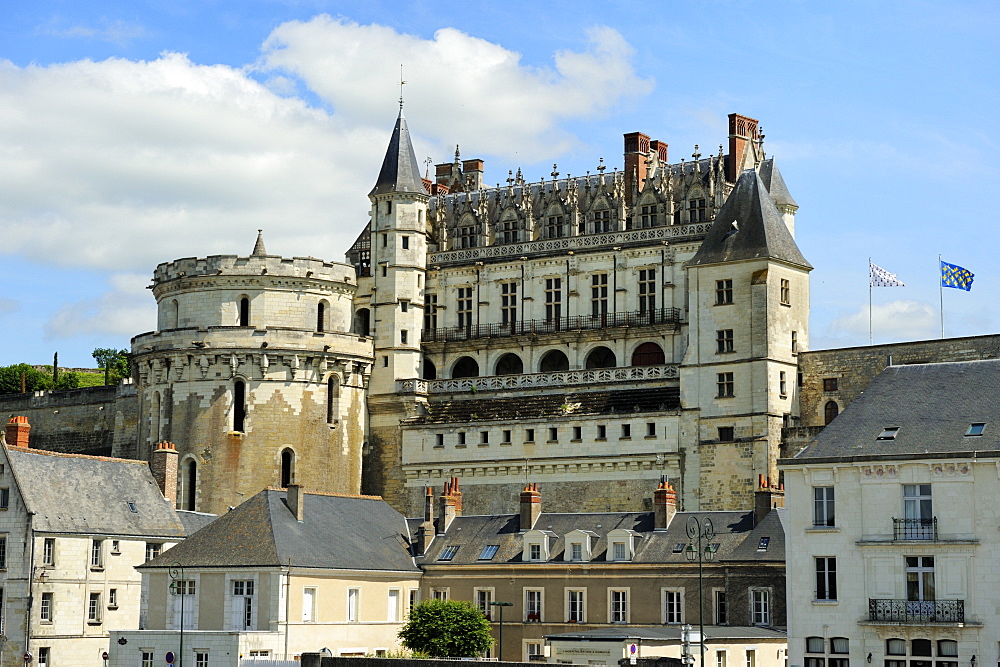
152 254 357 286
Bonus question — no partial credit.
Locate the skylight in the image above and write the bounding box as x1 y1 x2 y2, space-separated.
478 545 500 560
673 543 686 553
966 423 986 437
438 545 459 561
877 427 900 440
127 501 138 513
757 537 770 551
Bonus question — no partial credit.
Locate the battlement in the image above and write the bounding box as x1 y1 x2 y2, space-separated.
152 254 357 286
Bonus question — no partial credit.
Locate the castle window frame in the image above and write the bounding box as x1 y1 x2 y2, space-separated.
525 428 535 443
620 424 631 439
280 448 295 488
545 215 565 239
824 401 839 425
457 432 467 447
640 204 658 228
401 235 409 250
646 422 656 438
423 294 438 331
317 300 327 332
238 296 251 327
457 287 473 329
400 330 408 345
791 331 798 355
479 431 489 446
717 372 735 398
41 592 54 622
42 538 55 566
718 426 735 441
597 425 607 440
780 279 791 305
591 273 609 317
717 329 735 354
327 374 340 424
544 278 562 322
592 208 612 234
823 378 839 392
638 268 656 314
779 371 787 398
233 379 247 432
548 427 558 443
501 282 518 327
689 198 708 222
716 279 734 305
572 426 582 441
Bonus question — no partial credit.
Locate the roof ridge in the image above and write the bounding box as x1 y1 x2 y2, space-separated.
6 446 148 465
266 486 383 501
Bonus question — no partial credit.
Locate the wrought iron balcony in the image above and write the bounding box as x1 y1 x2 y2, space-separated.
893 517 938 541
869 599 964 623
422 308 681 343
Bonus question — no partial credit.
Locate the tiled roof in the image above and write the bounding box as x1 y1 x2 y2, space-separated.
6 446 185 538
143 488 419 571
370 110 426 197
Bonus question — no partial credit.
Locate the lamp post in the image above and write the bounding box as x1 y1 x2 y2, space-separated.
490 601 514 662
168 563 185 667
685 516 716 667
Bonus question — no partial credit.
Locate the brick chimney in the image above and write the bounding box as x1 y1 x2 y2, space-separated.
519 482 541 531
437 478 458 534
623 132 651 205
287 482 305 522
754 474 785 525
462 159 484 190
727 113 760 182
5 416 30 448
149 441 179 507
653 478 678 530
416 486 436 555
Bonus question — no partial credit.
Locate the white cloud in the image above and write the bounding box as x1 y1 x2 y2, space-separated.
828 299 937 343
44 273 155 339
36 18 147 47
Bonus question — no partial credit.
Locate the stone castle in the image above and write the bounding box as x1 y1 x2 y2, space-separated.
2 108 817 517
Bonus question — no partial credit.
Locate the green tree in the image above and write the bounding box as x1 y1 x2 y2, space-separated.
0 364 52 395
397 599 494 658
54 371 80 390
92 348 130 385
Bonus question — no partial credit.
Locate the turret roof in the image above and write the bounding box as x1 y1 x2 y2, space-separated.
370 109 426 197
757 159 798 209
687 168 811 270
251 229 266 256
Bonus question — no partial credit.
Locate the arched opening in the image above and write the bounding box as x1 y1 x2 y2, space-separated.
494 353 524 376
239 297 251 327
327 375 340 424
631 342 665 367
280 448 295 488
317 301 327 333
355 309 371 336
824 401 839 425
539 350 570 373
233 380 246 432
423 358 437 380
452 357 480 379
184 459 197 511
585 346 617 369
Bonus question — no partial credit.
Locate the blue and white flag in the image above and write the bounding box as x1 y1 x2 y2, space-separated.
941 261 974 291
870 261 905 287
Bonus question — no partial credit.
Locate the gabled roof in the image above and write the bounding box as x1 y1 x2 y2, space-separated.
143 488 419 572
687 169 811 270
790 359 1000 462
757 159 798 209
5 446 185 538
369 109 426 197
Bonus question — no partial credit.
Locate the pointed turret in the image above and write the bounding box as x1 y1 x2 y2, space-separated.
251 229 267 257
370 109 425 197
687 169 811 270
757 159 797 210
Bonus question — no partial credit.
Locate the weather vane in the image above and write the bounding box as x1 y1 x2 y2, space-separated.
399 64 405 109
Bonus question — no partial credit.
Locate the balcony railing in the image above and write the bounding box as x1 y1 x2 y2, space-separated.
893 517 938 541
422 308 681 343
397 364 679 395
868 599 964 623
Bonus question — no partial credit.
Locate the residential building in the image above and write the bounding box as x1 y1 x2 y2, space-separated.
780 360 1000 667
109 486 421 666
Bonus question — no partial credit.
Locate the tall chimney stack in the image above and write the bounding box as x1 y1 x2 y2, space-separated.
5 416 31 449
623 132 651 205
417 486 436 555
287 482 305 522
654 478 678 530
727 113 760 182
754 474 785 525
519 483 541 531
437 479 457 534
149 441 179 507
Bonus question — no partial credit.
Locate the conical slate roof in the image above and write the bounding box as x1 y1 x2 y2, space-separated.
251 229 267 256
687 168 811 269
758 159 798 209
369 109 426 197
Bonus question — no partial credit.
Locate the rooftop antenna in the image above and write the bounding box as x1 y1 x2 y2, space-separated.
398 64 405 110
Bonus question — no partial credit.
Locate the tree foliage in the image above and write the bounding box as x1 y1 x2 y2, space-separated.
0 364 84 395
92 348 130 385
397 599 494 658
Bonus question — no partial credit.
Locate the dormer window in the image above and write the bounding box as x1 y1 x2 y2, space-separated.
877 427 900 440
523 529 556 562
570 543 583 561
607 528 640 562
564 530 597 562
966 423 986 436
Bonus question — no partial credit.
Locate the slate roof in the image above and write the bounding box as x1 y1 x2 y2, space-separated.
545 625 786 641
757 159 798 209
6 447 185 538
411 387 680 424
370 109 426 197
418 508 784 565
789 359 1000 463
176 510 217 536
143 488 419 572
687 168 811 270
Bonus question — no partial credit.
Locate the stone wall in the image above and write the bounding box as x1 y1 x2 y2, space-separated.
0 381 137 456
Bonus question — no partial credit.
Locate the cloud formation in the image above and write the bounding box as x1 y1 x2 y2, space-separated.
828 299 937 343
44 273 155 340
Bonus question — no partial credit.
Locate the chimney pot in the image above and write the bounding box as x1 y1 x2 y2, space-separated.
654 478 678 530
287 483 305 522
149 441 179 507
5 416 31 449
754 476 784 525
519 483 542 531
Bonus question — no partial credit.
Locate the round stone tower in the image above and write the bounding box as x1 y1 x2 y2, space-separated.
130 232 373 514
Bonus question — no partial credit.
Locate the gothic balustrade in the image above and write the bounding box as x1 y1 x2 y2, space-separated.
422 308 681 343
868 599 964 623
396 364 679 395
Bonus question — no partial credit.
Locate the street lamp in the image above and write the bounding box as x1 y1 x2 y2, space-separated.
685 516 716 667
168 563 185 667
490 601 514 661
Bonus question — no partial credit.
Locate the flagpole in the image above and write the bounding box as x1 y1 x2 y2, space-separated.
939 254 944 339
869 257 873 345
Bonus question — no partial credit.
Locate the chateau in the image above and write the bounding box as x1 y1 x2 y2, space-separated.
1 109 812 517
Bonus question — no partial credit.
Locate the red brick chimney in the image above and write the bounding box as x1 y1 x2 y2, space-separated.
519 482 541 531
437 478 458 534
623 132 651 205
727 113 760 182
287 482 305 522
417 486 436 555
754 474 785 525
5 416 30 449
654 479 678 530
149 441 179 507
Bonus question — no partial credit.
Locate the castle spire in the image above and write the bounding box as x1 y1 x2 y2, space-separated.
251 229 266 256
369 107 426 197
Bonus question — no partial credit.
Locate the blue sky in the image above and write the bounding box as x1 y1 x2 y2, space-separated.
1 0 997 367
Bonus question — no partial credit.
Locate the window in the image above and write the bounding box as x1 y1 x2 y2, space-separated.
475 589 493 616
545 278 562 322
424 294 438 330
91 540 103 568
40 592 53 622
233 380 246 432
714 589 727 624
457 432 466 447
545 215 565 239
663 589 683 623
459 224 477 248
457 287 473 328
717 651 728 667
746 650 756 667
388 589 400 622
439 545 459 561
592 209 612 233
751 589 770 625
0 536 6 568
0 488 8 509
525 428 535 442
903 485 933 539
823 378 839 392
592 274 608 317
501 282 518 327
886 639 906 656
824 401 839 425
479 545 500 560
402 235 409 249
88 592 102 622
815 557 837 600
937 640 957 658
718 427 734 442
597 425 607 440
878 427 899 440
620 424 631 439
829 638 850 667
142 652 154 667
610 589 628 623
638 269 656 314
570 543 583 561
38 649 48 667
646 423 656 437
779 371 787 397
780 279 791 305
966 423 986 436
408 589 419 613
640 204 657 228
566 589 585 622
302 587 316 622
813 487 835 527
716 279 733 305
195 653 209 667
689 198 708 222
792 331 798 354
347 588 360 622
239 297 250 326
432 588 449 601
109 588 118 607
499 215 519 244
316 301 326 332
717 330 734 353
805 637 825 667
572 426 582 441
43 538 55 566
172 579 196 629
526 643 543 661
717 372 735 398
111 539 121 554
549 427 558 442
400 301 408 313
528 543 541 561
434 433 444 448
758 537 770 551
525 589 543 621
232 580 255 630
381 265 388 278
480 431 489 445
905 556 935 601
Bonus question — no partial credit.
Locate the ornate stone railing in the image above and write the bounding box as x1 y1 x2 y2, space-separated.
428 223 713 265
422 308 680 343
868 599 964 623
397 364 679 395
